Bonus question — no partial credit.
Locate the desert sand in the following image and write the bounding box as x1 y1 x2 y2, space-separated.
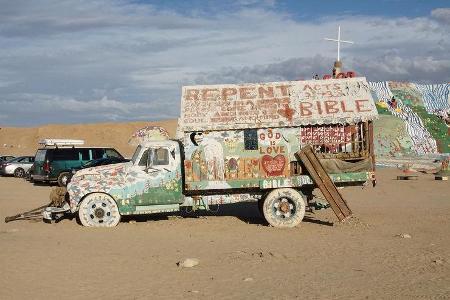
1 167 449 299
1 121 449 299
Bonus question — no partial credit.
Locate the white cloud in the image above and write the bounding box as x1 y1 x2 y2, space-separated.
431 8 450 25
0 0 449 126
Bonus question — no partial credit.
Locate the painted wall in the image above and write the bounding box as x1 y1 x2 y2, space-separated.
369 81 449 155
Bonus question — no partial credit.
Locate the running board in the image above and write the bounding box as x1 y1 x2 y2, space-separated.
123 204 180 215
296 146 352 221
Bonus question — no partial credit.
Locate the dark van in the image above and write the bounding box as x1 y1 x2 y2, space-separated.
32 139 124 186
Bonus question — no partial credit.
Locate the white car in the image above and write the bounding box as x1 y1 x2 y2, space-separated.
0 156 35 177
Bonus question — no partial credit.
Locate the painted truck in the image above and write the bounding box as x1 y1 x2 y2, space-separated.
43 77 378 228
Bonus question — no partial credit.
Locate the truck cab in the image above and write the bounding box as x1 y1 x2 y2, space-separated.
65 140 183 227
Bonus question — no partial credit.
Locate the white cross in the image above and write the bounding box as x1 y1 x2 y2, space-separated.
324 26 354 62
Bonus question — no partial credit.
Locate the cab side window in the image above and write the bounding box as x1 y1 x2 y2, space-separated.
152 148 169 166
79 149 90 161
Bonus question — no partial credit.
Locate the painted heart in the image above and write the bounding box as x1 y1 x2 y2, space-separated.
261 154 286 176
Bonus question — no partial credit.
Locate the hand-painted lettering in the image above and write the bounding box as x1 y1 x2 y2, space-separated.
258 86 274 99
300 102 313 116
185 89 200 101
221 88 237 100
325 100 339 114
355 99 371 112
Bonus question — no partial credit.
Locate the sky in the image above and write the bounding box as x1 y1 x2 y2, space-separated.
0 0 449 126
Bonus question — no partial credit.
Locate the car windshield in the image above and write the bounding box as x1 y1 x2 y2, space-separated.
7 157 22 163
131 145 142 164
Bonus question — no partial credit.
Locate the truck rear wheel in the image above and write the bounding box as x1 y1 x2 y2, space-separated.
78 193 121 227
262 188 306 228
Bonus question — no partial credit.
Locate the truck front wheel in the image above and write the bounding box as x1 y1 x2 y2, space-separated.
78 193 121 227
262 188 306 228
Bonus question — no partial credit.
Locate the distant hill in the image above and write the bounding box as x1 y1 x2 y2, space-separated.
0 120 178 158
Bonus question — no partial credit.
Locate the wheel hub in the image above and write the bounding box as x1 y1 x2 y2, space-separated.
273 198 294 219
279 201 290 213
94 208 105 218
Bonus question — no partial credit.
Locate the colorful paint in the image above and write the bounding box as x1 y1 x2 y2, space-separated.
67 140 183 215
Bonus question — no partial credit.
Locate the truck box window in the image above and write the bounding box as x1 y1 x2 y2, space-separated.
244 129 258 150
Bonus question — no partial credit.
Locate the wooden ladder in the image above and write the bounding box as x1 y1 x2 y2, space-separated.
296 145 352 221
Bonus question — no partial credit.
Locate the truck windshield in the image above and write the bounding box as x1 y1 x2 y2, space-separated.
131 145 142 164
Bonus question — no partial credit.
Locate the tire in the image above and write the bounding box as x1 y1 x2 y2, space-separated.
262 188 306 228
14 168 25 178
57 172 71 187
78 193 121 227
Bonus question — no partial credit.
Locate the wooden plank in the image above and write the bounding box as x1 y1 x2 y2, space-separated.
368 121 376 172
303 149 352 217
298 151 345 220
297 145 352 221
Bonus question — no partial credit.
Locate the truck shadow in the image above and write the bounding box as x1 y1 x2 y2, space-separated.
121 202 334 227
121 202 265 225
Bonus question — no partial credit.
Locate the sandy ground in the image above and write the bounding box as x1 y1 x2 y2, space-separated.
0 168 449 299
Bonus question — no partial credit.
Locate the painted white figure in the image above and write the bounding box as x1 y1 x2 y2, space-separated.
193 133 225 181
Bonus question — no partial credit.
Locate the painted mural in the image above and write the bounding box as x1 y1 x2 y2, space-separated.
182 123 369 191
183 128 297 190
369 81 449 154
373 115 414 157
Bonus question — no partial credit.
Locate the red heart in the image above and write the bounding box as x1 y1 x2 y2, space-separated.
261 154 286 176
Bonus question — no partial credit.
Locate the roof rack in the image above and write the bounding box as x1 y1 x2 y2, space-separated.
38 139 85 147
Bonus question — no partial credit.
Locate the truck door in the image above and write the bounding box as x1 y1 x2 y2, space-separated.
137 145 182 205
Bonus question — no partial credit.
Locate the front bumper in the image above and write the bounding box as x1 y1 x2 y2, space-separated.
42 202 71 222
32 174 53 181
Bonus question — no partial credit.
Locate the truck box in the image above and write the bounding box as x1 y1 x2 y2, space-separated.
45 77 378 228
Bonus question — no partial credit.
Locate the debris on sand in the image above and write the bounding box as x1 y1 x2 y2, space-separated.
243 277 254 282
177 258 199 268
396 233 412 239
432 259 444 265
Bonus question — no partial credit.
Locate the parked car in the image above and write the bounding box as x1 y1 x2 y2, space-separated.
67 156 130 183
0 155 15 162
0 156 35 177
32 140 124 187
